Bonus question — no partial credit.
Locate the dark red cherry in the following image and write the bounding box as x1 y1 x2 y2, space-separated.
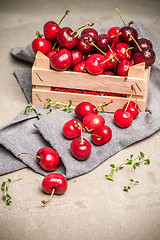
116 59 133 76
77 34 93 54
75 102 98 121
50 48 72 71
81 28 98 38
73 61 86 73
94 34 112 52
134 38 153 53
134 48 156 67
91 125 112 146
56 27 79 49
85 53 106 75
119 26 138 45
70 49 83 68
114 109 133 128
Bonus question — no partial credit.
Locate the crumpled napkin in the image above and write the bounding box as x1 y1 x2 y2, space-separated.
0 22 160 179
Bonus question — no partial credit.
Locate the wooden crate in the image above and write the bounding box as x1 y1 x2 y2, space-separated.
32 51 151 112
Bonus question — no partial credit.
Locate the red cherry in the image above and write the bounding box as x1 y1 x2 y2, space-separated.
73 61 86 73
108 26 121 45
102 70 115 75
83 113 105 132
85 53 106 74
75 102 98 121
77 34 93 55
116 59 133 76
91 125 112 146
50 48 72 71
70 137 91 160
56 27 79 49
46 48 58 59
104 49 118 71
114 109 133 128
94 34 112 52
115 43 132 60
134 48 156 67
123 101 139 118
18 147 60 172
81 28 98 38
44 21 61 41
119 26 138 45
70 49 84 68
41 173 67 204
63 119 84 139
32 34 52 55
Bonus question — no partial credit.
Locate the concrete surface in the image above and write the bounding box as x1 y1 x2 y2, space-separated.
0 0 160 239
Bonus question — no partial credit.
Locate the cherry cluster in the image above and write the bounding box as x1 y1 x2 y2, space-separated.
32 9 156 76
63 102 112 161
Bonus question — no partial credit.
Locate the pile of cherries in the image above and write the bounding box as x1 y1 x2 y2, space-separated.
32 9 156 77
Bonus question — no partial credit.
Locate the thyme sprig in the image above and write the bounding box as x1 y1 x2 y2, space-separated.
105 151 152 192
1 178 22 205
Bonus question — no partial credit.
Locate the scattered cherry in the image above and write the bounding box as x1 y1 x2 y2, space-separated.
75 102 98 121
63 119 84 139
91 125 112 146
83 113 105 132
123 101 139 118
114 109 133 128
70 137 91 160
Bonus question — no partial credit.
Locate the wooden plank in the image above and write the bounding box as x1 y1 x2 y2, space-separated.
32 89 146 112
34 51 50 69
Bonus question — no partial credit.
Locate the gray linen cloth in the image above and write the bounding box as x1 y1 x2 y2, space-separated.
0 22 160 179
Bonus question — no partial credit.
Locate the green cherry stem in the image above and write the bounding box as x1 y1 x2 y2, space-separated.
41 188 55 205
115 6 126 26
88 40 106 55
129 34 142 51
71 22 94 37
58 10 70 26
18 152 41 159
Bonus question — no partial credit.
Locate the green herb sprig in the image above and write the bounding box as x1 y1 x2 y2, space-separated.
1 178 22 205
44 98 74 113
105 151 152 192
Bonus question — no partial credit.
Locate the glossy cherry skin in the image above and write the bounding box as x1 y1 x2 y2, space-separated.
134 48 156 67
91 125 112 146
63 119 84 139
37 147 60 171
102 70 115 75
119 26 138 45
44 21 61 41
115 43 132 60
108 27 121 45
116 60 133 76
123 101 139 118
70 137 91 160
75 102 98 121
73 61 86 73
94 34 112 52
46 48 58 59
77 34 93 55
134 38 153 53
50 48 72 71
83 113 105 132
42 173 67 195
32 38 52 55
86 54 106 74
114 109 133 128
56 27 79 49
70 49 84 68
104 49 118 71
81 28 98 38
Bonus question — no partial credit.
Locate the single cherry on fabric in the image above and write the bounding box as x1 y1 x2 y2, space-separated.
75 102 98 121
18 147 60 172
114 109 133 128
123 101 139 119
63 119 84 139
91 125 112 146
41 173 67 205
83 113 105 132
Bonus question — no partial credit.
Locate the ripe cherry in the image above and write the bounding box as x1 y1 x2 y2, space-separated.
85 53 106 74
102 70 115 75
73 61 86 73
108 26 121 45
104 49 118 71
81 28 98 38
70 137 91 161
32 32 52 55
56 27 79 49
91 125 112 146
41 173 67 204
75 102 98 121
63 119 84 139
50 48 72 71
77 34 93 55
18 147 60 172
83 113 105 132
123 101 139 118
94 34 112 52
115 42 132 60
134 48 156 67
116 59 133 76
46 48 58 59
119 26 138 45
70 49 83 68
114 109 133 128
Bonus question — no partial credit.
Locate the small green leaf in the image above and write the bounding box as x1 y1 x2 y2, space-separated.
130 154 133 159
145 159 150 165
6 194 12 199
118 166 124 170
8 178 11 183
123 186 128 192
110 164 115 168
133 165 136 170
3 195 6 202
1 182 6 189
140 151 145 157
130 179 134 182
135 180 139 183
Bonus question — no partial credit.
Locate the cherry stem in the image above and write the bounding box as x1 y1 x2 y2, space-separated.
124 85 136 112
71 22 94 37
75 122 84 144
100 52 118 65
36 31 43 38
18 152 41 159
95 100 113 114
92 133 101 139
126 47 134 58
108 44 119 62
58 10 70 26
89 40 106 55
52 41 58 49
115 6 126 26
41 188 55 205
129 34 142 51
